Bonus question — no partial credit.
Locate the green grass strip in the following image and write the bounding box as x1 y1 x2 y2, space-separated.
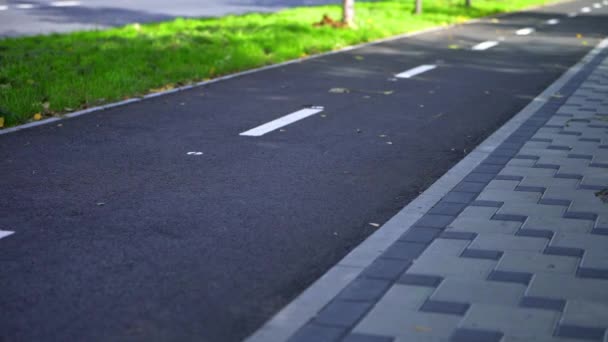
0 0 558 127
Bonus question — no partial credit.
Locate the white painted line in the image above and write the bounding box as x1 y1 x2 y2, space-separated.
472 41 499 51
186 152 203 155
395 64 437 79
593 3 602 8
240 107 324 137
15 3 35 9
546 18 560 25
50 1 80 7
515 27 535 35
0 5 7 10
581 6 591 12
568 12 578 17
0 230 14 240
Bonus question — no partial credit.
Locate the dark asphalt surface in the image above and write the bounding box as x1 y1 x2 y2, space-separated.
0 0 337 37
1 1 608 341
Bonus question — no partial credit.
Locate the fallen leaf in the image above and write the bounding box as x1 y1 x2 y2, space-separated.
329 87 350 93
33 113 42 121
369 223 380 227
491 18 500 23
354 55 364 61
448 44 460 49
0 117 4 128
582 41 588 46
596 189 608 203
96 202 105 206
576 33 583 39
383 90 394 95
386 141 393 145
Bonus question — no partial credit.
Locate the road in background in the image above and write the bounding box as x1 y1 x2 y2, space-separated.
1 1 608 341
0 0 335 37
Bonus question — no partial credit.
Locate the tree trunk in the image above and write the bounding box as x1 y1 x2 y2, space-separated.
465 0 471 7
342 0 355 26
414 0 422 14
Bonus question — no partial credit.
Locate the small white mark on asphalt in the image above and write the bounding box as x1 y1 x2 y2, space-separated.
15 3 35 9
395 64 437 79
50 1 81 7
472 41 499 51
240 107 324 137
593 3 602 8
604 0 608 5
0 5 7 10
516 27 535 35
568 12 578 17
581 6 591 12
546 19 560 25
0 230 14 240
186 152 203 155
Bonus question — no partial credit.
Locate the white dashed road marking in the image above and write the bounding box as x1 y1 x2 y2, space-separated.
581 6 591 12
546 19 560 25
50 1 81 7
186 152 203 155
0 230 14 240
240 107 324 137
15 3 36 9
472 41 499 51
515 27 535 35
395 64 437 79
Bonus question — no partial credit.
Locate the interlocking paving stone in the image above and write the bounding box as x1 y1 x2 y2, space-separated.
362 258 412 281
450 328 503 342
430 277 525 306
415 214 456 229
469 234 548 252
487 270 533 285
420 299 470 315
337 278 392 302
527 273 608 301
342 333 395 342
424 239 470 257
408 253 497 279
397 274 443 287
461 248 503 260
287 323 346 342
314 300 374 327
382 241 427 260
451 182 487 194
554 324 607 340
428 201 469 215
496 251 579 274
458 305 560 338
519 296 566 311
448 217 521 235
399 227 443 244
441 192 478 204
515 228 554 239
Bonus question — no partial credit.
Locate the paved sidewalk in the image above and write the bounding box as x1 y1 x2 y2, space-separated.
271 44 608 342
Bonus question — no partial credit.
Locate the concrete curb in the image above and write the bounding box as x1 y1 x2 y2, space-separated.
0 0 574 136
245 36 608 342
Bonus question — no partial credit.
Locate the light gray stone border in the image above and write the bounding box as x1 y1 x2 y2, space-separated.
0 0 574 136
245 37 608 342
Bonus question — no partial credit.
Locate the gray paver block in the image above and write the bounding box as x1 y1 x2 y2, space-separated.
477 189 542 203
551 233 608 254
416 214 456 229
362 258 411 281
343 333 395 342
420 300 470 316
429 202 469 216
382 241 427 261
561 300 608 328
496 251 579 274
442 192 477 204
430 277 525 306
527 273 608 301
457 206 498 219
424 239 470 257
519 296 566 311
458 304 560 338
448 217 521 235
555 324 607 340
469 234 548 252
408 254 496 279
450 328 503 342
488 270 533 285
398 274 443 287
523 216 593 234
400 227 442 244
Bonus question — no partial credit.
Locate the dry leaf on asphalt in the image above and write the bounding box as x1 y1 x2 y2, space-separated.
448 44 460 49
329 88 350 93
369 223 380 227
33 113 42 121
354 56 364 61
0 117 4 128
596 189 608 203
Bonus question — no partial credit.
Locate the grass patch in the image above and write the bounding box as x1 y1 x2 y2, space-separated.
0 0 557 127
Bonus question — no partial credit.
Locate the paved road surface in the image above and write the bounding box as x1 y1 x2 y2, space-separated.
1 0 608 341
0 0 336 37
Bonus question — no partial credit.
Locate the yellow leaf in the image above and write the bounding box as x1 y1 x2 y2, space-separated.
0 117 4 128
582 41 588 46
448 44 460 49
354 55 364 61
576 34 583 39
33 113 42 121
491 18 500 23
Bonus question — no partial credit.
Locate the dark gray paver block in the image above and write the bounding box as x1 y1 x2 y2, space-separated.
430 201 469 215
520 296 566 311
555 324 607 340
577 267 608 280
555 173 584 180
382 241 427 261
288 323 346 342
463 173 496 184
474 164 504 174
461 248 504 260
415 214 455 229
563 211 598 221
452 182 487 194
397 273 443 287
494 175 523 181
342 333 394 342
314 300 373 327
515 186 546 193
400 227 442 244
420 299 470 315
442 192 477 204
487 270 533 285
450 328 503 342
516 229 554 239
538 198 571 206
470 200 504 208
544 246 585 257
362 258 411 281
440 231 478 240
337 278 391 302
492 214 527 222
